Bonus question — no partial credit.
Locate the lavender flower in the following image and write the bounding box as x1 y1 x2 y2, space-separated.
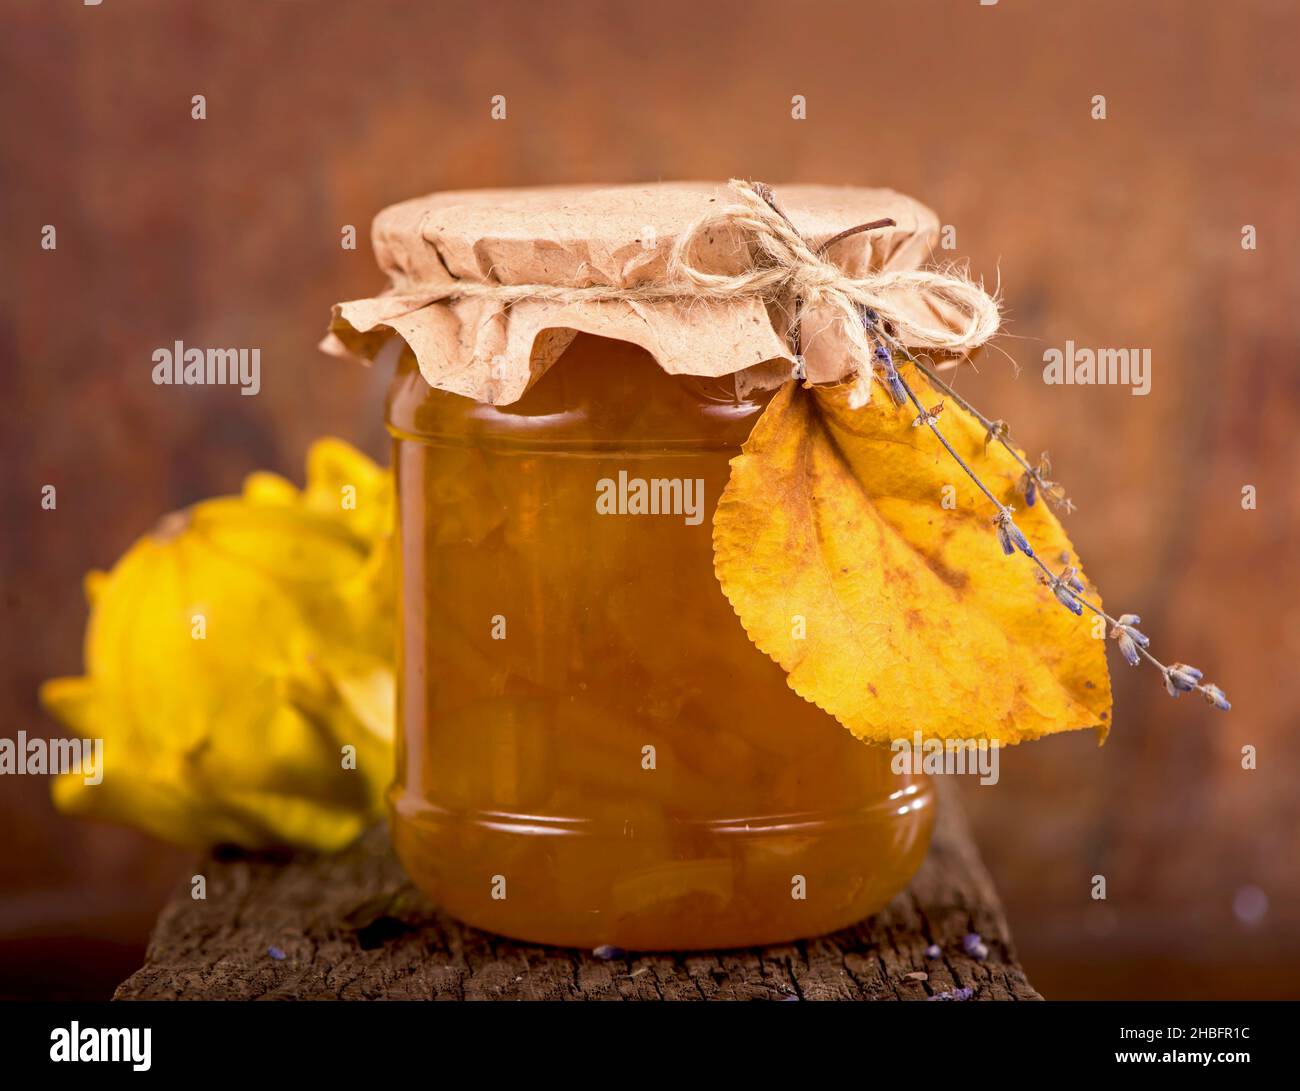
992 508 1033 558
1019 469 1038 507
1201 684 1232 711
927 987 975 1002
1051 581 1084 615
1018 453 1066 511
962 932 988 960
875 344 908 406
1108 613 1149 667
1040 564 1085 615
1164 662 1204 697
1115 636 1140 666
592 944 625 960
925 943 941 959
860 306 907 406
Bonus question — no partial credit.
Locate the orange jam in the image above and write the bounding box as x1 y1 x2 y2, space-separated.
386 334 934 949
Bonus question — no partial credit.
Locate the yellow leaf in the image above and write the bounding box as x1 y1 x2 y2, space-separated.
713 377 1112 746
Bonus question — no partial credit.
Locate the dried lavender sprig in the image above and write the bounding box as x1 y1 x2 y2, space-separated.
1015 502 1228 708
878 347 1229 712
862 308 909 406
887 352 1011 516
906 350 1073 513
905 349 1041 480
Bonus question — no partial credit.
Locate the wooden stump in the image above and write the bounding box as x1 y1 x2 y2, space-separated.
115 784 1040 1000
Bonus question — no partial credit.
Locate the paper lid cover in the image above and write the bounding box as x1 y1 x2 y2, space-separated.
322 181 947 404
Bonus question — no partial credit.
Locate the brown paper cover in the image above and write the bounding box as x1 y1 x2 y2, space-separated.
323 182 943 405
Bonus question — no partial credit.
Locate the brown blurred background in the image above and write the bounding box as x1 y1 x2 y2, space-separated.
2 0 1297 999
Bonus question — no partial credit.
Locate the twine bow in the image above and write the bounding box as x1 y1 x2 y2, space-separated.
671 180 1000 404
414 179 1001 406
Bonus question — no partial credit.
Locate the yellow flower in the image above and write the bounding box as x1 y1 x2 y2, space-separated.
40 439 394 851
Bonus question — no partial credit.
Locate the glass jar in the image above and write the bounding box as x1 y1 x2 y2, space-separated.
386 333 934 950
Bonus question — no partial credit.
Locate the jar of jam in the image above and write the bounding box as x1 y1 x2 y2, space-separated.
329 182 943 949
386 333 933 949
